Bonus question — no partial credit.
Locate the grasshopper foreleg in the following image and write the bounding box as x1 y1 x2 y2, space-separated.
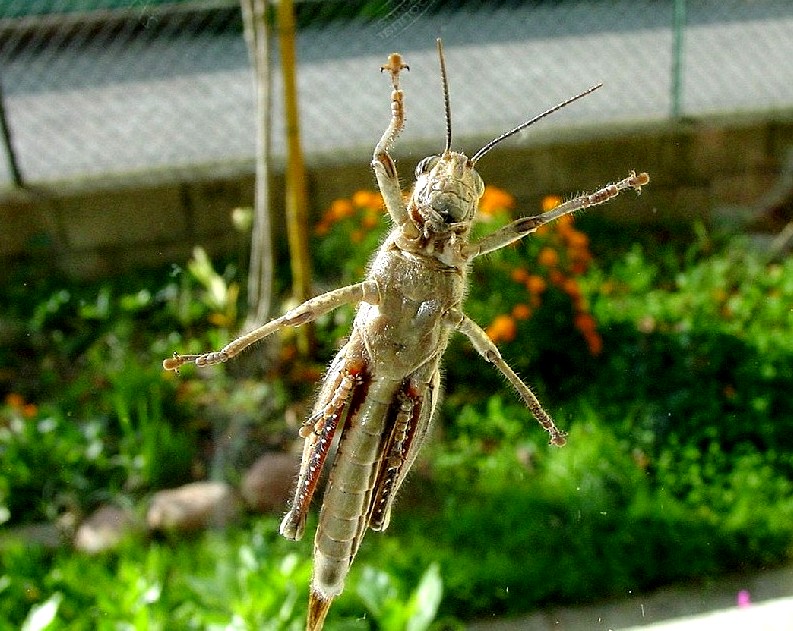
465 171 649 259
373 53 410 228
446 309 567 447
280 349 366 541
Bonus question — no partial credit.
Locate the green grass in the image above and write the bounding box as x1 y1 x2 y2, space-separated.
1 517 446 630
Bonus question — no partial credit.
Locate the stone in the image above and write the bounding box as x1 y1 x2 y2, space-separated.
240 452 297 514
74 504 138 553
146 481 240 532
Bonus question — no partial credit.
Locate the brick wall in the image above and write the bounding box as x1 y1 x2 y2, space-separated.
1 113 792 279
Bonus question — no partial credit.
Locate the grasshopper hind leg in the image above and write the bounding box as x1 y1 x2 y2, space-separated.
280 343 367 541
369 369 440 532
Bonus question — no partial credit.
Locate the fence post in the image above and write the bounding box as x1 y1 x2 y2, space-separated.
0 76 24 187
670 0 686 119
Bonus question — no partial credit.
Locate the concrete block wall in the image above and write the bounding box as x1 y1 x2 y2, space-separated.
1 112 792 280
1 175 257 279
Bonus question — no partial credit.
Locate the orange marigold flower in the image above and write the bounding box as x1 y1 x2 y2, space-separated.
570 261 589 275
361 212 380 229
22 403 38 419
315 221 330 236
486 314 517 343
479 186 516 216
563 278 582 300
352 190 368 207
538 247 559 267
525 274 547 295
565 230 589 250
555 214 575 237
510 267 529 283
574 312 597 334
512 303 532 320
585 331 603 355
568 246 592 264
5 392 24 409
549 269 565 286
557 213 574 227
327 198 355 221
542 194 562 212
352 190 382 209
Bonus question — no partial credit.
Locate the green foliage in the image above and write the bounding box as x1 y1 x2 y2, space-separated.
355 563 442 631
0 518 443 630
373 410 793 619
0 249 247 524
1 519 315 629
0 402 115 524
583 238 793 453
3 189 793 628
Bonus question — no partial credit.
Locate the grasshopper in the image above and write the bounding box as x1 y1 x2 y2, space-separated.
164 39 648 631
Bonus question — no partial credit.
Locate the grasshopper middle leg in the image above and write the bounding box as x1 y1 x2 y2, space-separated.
163 281 379 372
446 309 567 447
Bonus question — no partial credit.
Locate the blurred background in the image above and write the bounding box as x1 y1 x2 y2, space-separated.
2 0 793 184
1 1 793 629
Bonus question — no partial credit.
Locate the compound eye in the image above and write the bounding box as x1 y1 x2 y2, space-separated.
472 170 485 198
415 155 439 178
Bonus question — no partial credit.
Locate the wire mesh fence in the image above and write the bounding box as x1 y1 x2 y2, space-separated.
1 0 792 187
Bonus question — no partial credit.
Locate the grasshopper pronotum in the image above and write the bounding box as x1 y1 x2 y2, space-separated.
164 39 648 631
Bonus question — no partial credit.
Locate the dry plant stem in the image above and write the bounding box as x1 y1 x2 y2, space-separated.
240 0 274 326
164 38 649 631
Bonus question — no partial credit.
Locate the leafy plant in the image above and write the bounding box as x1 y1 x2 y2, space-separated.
355 563 442 631
0 398 116 524
583 238 793 453
1 520 445 630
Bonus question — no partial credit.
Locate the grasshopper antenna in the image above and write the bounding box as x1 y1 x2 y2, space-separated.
470 83 603 165
436 38 452 155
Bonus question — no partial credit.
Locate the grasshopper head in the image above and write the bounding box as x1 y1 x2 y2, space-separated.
410 151 484 231
410 38 600 241
405 41 483 237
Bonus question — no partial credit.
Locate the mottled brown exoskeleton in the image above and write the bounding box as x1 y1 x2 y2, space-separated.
164 39 649 631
